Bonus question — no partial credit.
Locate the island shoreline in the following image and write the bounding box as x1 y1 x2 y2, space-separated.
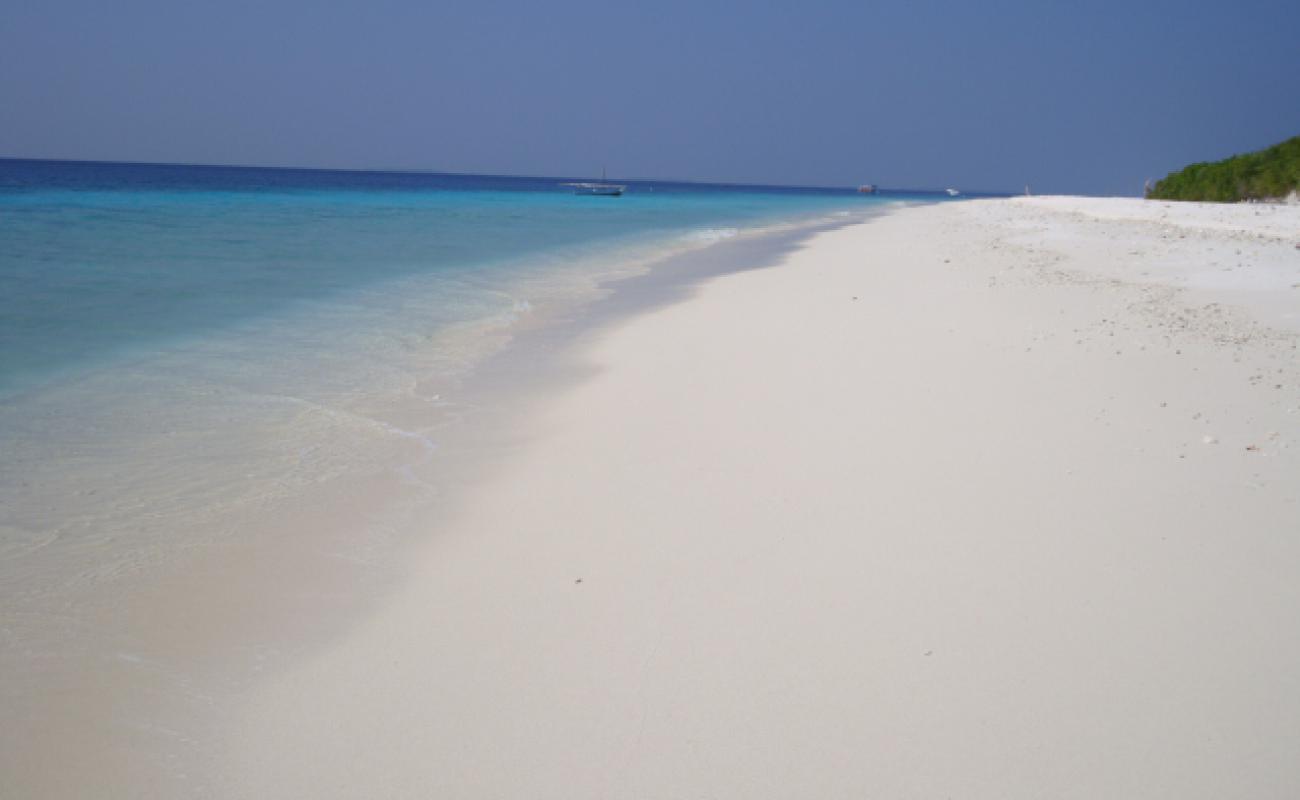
213 197 1300 798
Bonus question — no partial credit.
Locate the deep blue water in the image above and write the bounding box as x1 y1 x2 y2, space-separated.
0 159 947 394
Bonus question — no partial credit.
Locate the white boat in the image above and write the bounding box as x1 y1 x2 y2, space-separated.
563 168 625 197
945 188 960 196
857 184 877 194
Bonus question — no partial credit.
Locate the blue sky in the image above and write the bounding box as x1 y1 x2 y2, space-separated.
1 0 1297 194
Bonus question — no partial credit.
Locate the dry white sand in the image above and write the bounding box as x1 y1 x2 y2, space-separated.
219 198 1300 798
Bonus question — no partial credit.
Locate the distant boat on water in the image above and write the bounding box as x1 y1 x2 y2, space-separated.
945 188 960 196
563 167 625 197
857 184 877 194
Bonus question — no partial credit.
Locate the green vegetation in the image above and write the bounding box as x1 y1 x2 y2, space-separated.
1147 135 1300 202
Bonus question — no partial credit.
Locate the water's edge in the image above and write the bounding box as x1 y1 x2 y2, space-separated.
1 202 907 797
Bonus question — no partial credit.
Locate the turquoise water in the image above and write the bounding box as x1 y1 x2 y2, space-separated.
0 161 889 396
0 160 902 601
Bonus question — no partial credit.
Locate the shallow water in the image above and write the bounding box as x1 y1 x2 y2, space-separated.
0 160 917 607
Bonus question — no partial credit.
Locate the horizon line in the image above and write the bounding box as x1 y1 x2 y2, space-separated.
0 154 1020 196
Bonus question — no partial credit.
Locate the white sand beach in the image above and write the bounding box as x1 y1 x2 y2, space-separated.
204 197 1300 798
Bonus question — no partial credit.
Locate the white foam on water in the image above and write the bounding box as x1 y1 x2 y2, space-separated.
683 226 740 242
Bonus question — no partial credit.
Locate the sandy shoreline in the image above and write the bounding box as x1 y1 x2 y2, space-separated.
1 212 879 799
8 196 1298 797
205 197 1299 798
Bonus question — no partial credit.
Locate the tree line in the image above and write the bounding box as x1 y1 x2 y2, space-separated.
1147 135 1299 202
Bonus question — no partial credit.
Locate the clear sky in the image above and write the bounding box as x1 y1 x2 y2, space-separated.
2 0 1297 194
